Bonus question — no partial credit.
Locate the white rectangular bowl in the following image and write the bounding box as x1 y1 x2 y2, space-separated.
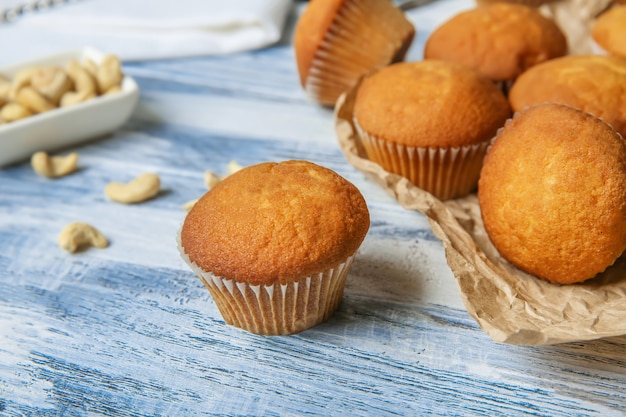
0 47 139 167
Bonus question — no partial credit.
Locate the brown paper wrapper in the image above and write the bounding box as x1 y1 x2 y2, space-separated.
335 84 626 346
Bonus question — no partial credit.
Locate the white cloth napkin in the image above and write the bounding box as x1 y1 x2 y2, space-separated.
0 0 292 65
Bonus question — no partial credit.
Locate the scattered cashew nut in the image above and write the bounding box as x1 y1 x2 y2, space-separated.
226 160 244 175
182 198 199 211
203 160 245 189
31 151 79 178
105 173 161 204
58 222 109 253
203 170 221 189
191 161 246 210
1 102 33 122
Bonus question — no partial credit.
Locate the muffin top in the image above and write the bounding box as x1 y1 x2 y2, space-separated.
478 103 626 284
592 5 626 58
509 55 626 137
424 3 567 81
353 60 511 147
180 160 370 286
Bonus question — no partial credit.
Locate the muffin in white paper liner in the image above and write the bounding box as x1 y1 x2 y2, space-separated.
354 118 490 201
297 0 414 106
178 160 370 335
179 232 354 335
335 88 626 345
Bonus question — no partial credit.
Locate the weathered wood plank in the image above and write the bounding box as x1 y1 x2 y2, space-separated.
1 0 626 415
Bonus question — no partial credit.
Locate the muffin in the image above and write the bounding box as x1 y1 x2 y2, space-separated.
592 5 626 58
508 55 626 138
293 0 415 106
478 103 626 284
179 160 370 335
352 60 511 200
424 3 567 89
475 0 558 6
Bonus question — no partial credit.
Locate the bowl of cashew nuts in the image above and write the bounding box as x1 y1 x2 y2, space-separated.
0 46 139 167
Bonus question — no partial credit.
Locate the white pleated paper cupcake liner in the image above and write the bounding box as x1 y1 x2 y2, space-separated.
304 0 413 106
177 231 354 335
354 118 490 200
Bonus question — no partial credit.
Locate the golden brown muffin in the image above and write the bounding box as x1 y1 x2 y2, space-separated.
424 4 567 83
475 0 558 6
509 55 626 138
479 103 626 285
179 160 370 335
293 0 415 106
352 60 511 200
592 5 626 57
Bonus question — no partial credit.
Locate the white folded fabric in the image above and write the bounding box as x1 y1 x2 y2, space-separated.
0 0 292 65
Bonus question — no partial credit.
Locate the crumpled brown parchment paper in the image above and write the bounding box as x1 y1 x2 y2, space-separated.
538 0 613 55
335 84 626 346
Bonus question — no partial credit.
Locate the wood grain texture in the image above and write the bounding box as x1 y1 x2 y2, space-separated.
1 1 626 416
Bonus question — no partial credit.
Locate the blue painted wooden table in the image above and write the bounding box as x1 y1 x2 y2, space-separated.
2 1 626 415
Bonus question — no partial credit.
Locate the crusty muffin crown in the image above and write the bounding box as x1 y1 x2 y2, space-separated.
592 5 626 58
353 60 511 148
478 103 626 284
424 3 567 81
509 54 626 138
181 160 370 286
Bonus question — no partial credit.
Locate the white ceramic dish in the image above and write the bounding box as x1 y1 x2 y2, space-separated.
0 47 139 168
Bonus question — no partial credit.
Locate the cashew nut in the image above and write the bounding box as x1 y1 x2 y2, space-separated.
226 160 244 175
9 67 36 100
58 222 109 253
60 89 96 107
1 102 33 122
0 76 10 102
203 161 245 189
203 170 221 189
31 66 73 104
182 198 199 211
105 173 161 204
96 54 123 93
0 54 123 125
31 151 79 178
103 85 122 95
16 86 56 113
67 60 97 95
82 58 98 77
